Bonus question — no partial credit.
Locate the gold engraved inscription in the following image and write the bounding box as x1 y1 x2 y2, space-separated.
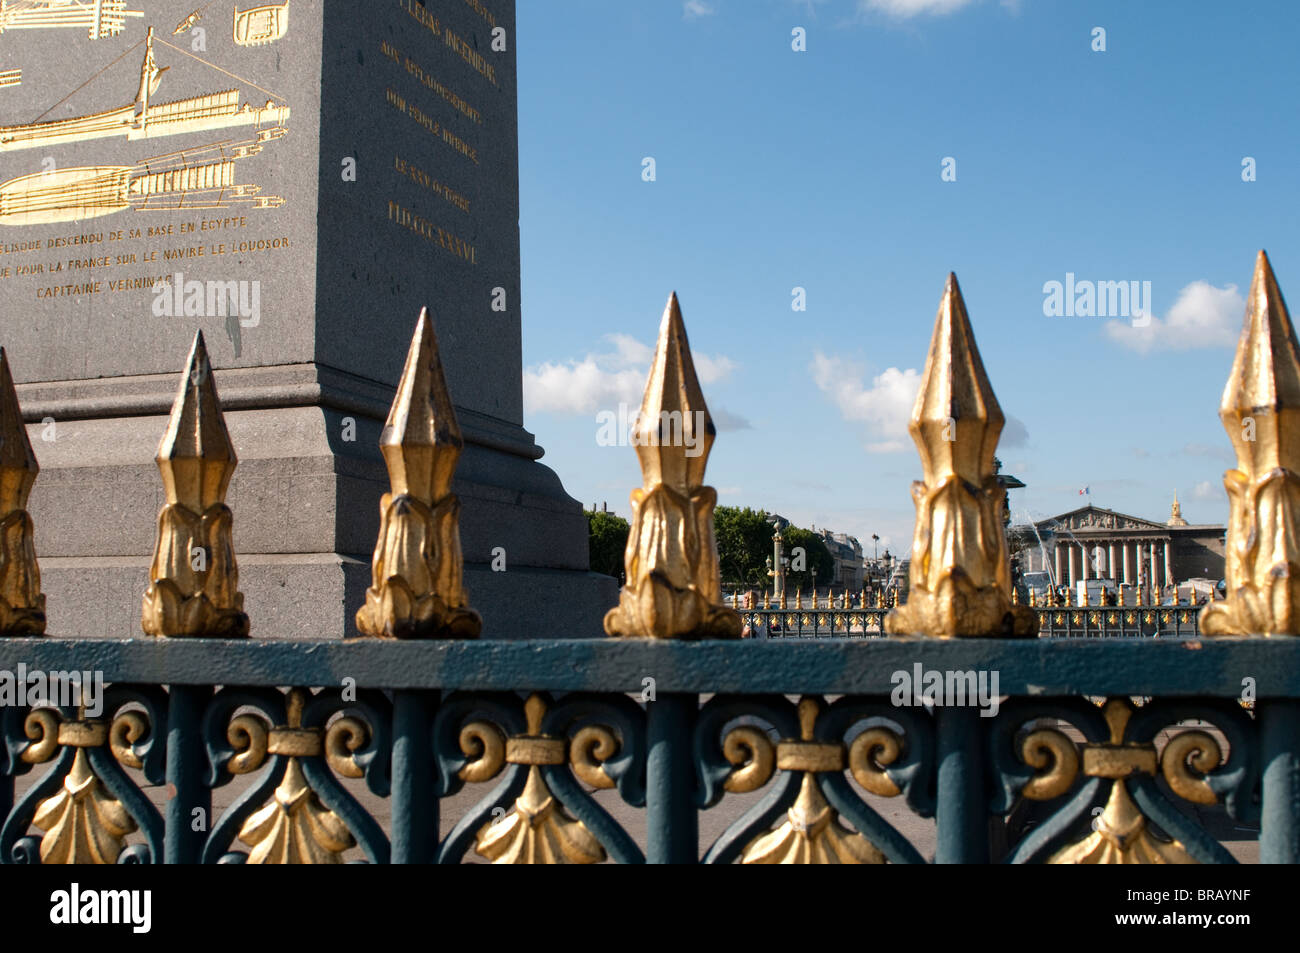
387 200 476 264
381 41 483 126
398 0 498 87
384 88 479 164
394 156 470 214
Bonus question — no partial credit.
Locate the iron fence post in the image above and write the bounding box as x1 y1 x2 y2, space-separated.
164 684 211 864
935 706 988 863
646 692 697 863
1261 699 1300 863
392 689 438 864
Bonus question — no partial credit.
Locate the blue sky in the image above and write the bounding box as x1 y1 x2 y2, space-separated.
514 0 1298 555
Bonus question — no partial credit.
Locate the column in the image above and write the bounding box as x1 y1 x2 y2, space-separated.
1067 546 1077 586
1122 541 1131 585
1054 545 1063 587
1164 539 1173 586
1081 543 1090 580
1108 542 1116 581
1149 542 1158 594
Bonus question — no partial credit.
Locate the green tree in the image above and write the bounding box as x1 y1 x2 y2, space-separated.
587 510 630 579
712 506 772 586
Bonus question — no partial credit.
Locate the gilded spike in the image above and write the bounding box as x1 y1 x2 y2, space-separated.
1202 252 1300 635
0 348 45 636
885 275 1038 638
142 332 248 637
603 293 741 639
356 309 481 639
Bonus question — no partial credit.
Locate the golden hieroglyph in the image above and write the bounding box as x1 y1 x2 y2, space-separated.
603 293 741 640
0 1 143 40
356 309 481 639
0 28 289 155
233 0 289 46
0 29 289 226
0 347 45 636
885 274 1037 638
1201 252 1300 636
141 331 249 638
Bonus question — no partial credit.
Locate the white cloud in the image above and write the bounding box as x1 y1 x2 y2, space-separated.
683 0 715 18
523 334 737 416
812 352 1028 452
1192 481 1217 500
1104 281 1244 353
812 354 920 450
858 0 978 17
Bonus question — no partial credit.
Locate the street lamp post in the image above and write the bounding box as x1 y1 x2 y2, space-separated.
767 515 788 600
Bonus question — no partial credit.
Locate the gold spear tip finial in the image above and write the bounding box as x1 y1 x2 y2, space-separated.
1224 249 1300 416
158 330 235 467
380 308 463 501
1217 249 1300 479
632 291 715 488
911 271 1003 480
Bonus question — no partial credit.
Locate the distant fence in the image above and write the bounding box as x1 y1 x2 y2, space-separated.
741 606 1201 638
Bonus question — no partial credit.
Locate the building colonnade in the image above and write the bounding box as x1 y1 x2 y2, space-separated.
1051 538 1172 588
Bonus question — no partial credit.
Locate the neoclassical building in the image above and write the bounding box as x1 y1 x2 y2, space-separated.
1014 498 1225 588
817 529 865 590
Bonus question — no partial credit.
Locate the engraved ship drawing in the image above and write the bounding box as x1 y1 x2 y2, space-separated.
0 26 289 153
0 133 286 225
0 0 143 39
233 0 288 47
173 1 217 36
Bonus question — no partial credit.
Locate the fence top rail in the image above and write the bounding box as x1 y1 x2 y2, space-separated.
0 636 1292 696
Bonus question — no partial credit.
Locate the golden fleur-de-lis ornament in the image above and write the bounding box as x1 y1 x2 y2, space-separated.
0 347 44 636
885 274 1037 638
142 331 248 637
1202 251 1300 636
603 293 741 639
356 309 481 639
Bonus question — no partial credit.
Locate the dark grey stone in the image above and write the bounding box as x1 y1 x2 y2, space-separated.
2 1 613 638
